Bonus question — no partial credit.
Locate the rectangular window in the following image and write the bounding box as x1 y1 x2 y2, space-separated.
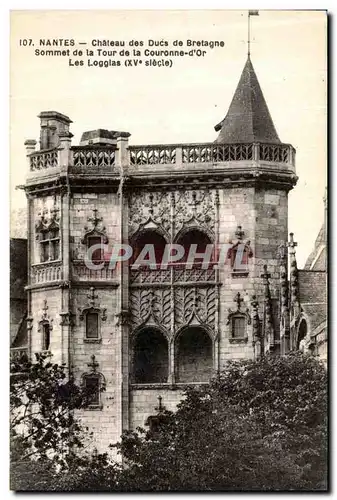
86 312 99 339
88 236 102 261
42 323 50 350
39 228 60 263
85 376 100 406
51 239 60 260
232 317 246 338
41 241 49 262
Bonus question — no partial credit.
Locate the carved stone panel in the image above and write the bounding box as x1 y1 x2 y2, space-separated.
175 285 216 330
174 189 216 235
129 287 172 331
128 191 171 237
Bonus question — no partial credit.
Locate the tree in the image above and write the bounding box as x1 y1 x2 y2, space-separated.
10 352 118 491
115 352 327 491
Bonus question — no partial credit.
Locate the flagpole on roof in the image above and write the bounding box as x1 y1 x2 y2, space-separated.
248 10 259 57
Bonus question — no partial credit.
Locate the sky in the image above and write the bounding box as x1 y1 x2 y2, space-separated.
10 9 327 267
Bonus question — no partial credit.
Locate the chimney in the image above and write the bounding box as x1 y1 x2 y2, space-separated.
79 129 129 147
38 111 72 150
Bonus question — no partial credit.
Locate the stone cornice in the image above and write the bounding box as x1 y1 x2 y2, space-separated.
22 166 298 195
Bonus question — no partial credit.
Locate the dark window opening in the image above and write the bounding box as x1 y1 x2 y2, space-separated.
84 376 100 406
51 239 60 261
86 312 99 339
176 229 214 268
88 236 103 262
39 228 60 262
41 241 49 262
133 328 168 383
42 323 50 351
297 320 308 350
131 231 167 268
232 316 246 338
175 326 212 383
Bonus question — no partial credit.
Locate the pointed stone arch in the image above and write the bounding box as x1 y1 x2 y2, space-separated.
130 227 168 268
174 226 215 267
296 317 309 351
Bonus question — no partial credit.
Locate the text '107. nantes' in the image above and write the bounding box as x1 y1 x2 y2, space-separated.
29 38 226 68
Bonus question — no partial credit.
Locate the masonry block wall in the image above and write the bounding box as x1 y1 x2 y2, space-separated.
30 289 63 364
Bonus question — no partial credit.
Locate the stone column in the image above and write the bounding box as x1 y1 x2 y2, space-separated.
24 140 37 172
58 132 73 171
116 133 131 435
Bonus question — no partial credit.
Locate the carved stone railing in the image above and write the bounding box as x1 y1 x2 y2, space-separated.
29 149 59 171
72 261 115 281
130 268 171 285
129 142 294 167
10 347 28 363
129 145 176 165
72 146 116 169
31 261 63 284
130 266 216 285
259 144 290 163
182 143 253 163
174 267 216 283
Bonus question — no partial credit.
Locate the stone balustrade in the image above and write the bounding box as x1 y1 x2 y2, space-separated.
10 346 28 363
27 142 295 173
130 266 217 285
72 261 116 281
31 261 63 284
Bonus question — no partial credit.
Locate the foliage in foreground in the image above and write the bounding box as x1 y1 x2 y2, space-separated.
10 352 327 491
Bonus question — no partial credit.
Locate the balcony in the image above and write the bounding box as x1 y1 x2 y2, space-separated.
29 142 295 170
10 346 28 362
29 148 58 171
130 265 217 286
128 142 295 167
71 145 117 175
31 261 63 284
72 260 116 281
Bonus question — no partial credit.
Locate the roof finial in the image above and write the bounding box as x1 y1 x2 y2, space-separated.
248 10 259 58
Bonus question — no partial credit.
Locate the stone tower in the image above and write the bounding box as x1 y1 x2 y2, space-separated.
20 56 297 452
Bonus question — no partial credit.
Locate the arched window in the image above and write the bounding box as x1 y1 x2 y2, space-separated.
176 229 214 268
133 327 168 383
297 319 308 350
175 326 213 383
131 230 167 269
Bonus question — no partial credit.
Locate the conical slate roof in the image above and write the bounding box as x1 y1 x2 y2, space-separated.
214 57 281 144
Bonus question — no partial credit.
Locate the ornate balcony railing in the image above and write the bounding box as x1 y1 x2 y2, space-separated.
129 145 176 165
174 267 216 283
31 261 63 284
130 265 217 285
10 347 28 364
28 142 294 173
29 149 59 171
259 144 290 163
130 268 171 285
71 146 116 169
72 261 115 281
182 143 253 163
129 142 294 167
